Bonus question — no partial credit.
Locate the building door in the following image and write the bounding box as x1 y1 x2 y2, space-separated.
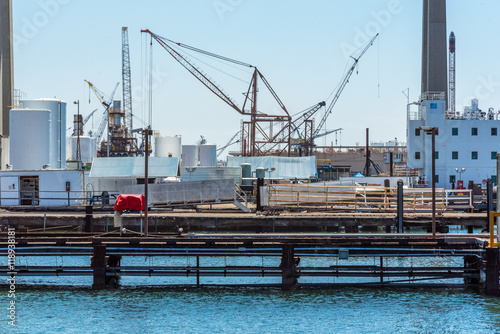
20 176 39 205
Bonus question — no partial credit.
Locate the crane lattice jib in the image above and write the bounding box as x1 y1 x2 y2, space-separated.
142 29 244 115
82 109 97 126
291 101 326 136
122 27 133 135
85 81 120 146
313 33 378 138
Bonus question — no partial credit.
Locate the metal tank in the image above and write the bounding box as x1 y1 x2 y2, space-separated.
241 163 252 186
199 144 217 167
256 167 266 179
181 145 198 166
9 109 51 170
67 136 97 163
20 99 67 169
155 136 181 158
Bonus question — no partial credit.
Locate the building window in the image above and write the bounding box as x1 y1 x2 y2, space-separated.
492 152 497 160
415 128 420 136
493 175 497 184
434 175 439 183
434 151 439 159
415 152 421 160
471 128 478 136
492 128 498 136
452 127 458 136
472 151 478 160
452 151 458 160
449 175 456 183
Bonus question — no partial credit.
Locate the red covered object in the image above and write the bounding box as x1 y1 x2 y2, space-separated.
113 194 145 211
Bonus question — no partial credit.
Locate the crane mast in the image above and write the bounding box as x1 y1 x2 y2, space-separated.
122 27 134 139
313 33 379 138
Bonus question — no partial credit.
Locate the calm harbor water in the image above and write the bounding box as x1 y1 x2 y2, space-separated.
4 286 500 333
5 228 497 333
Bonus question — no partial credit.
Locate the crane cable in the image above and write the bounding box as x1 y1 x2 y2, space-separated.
153 33 255 68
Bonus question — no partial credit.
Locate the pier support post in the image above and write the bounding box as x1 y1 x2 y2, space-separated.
485 247 500 296
92 245 107 290
397 180 404 233
487 179 493 232
85 205 93 232
281 244 297 290
464 255 480 286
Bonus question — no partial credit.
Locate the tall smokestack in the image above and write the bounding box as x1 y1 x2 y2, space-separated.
0 0 13 137
421 0 447 105
449 31 456 114
0 0 13 168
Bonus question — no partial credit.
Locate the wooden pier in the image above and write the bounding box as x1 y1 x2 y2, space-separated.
2 230 499 295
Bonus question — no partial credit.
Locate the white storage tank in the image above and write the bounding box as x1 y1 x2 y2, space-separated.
199 144 217 167
20 99 67 169
67 136 97 163
9 109 51 170
181 145 198 166
155 136 181 158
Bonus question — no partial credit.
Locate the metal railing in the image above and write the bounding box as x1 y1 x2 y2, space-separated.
266 184 451 213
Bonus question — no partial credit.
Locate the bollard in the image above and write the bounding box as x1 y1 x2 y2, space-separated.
397 180 404 233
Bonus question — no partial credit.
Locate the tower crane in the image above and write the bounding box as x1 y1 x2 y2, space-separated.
84 80 120 155
313 33 379 139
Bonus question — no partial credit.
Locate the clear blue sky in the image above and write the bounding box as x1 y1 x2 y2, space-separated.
11 0 500 153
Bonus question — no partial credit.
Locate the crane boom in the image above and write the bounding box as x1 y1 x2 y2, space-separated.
314 127 343 139
313 33 378 138
291 101 326 138
141 29 244 115
85 81 120 147
217 131 240 158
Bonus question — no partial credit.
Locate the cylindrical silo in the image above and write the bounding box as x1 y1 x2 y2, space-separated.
181 145 198 166
20 99 67 169
199 144 217 167
67 136 97 163
156 136 181 158
9 109 51 170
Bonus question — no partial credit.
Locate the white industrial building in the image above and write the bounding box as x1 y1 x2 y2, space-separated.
407 92 500 189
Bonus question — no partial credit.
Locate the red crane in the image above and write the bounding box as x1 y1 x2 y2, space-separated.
140 29 291 156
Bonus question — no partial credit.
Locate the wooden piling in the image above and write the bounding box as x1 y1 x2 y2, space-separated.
485 247 500 296
281 244 297 290
92 245 107 290
85 206 93 232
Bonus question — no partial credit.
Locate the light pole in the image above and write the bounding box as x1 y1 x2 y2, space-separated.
73 100 81 163
455 167 466 182
421 126 437 238
133 127 153 237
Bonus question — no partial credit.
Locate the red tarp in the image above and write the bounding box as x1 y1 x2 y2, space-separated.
113 194 145 211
